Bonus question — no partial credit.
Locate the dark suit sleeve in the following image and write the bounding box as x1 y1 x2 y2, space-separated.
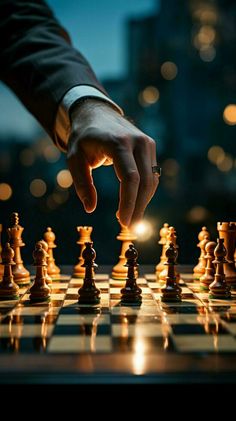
0 0 107 139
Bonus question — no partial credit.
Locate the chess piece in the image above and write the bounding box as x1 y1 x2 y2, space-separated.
0 243 19 300
121 244 142 304
0 223 4 278
155 223 169 275
209 238 231 299
200 241 216 290
193 226 210 279
29 242 51 302
194 235 210 282
38 240 52 285
159 227 180 283
73 226 93 278
78 242 100 304
7 212 30 286
161 242 182 302
43 227 60 278
217 222 236 287
112 224 137 280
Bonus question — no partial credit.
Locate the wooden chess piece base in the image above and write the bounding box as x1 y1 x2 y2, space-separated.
161 281 182 302
12 264 30 286
121 283 142 305
78 284 100 304
0 274 19 300
29 284 51 302
209 276 231 300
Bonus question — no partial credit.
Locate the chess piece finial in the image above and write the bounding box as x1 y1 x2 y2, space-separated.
155 223 169 275
7 212 30 286
217 222 236 287
0 243 20 300
78 242 100 304
29 242 51 302
193 226 210 279
73 226 93 278
43 227 60 278
120 243 142 304
209 238 231 299
199 241 216 290
161 242 182 302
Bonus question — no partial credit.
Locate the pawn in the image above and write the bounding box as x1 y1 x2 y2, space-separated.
0 243 19 300
78 242 100 304
159 227 180 283
155 223 169 275
193 226 210 279
38 240 52 285
43 227 60 278
161 242 182 302
199 241 216 290
29 242 51 302
121 244 142 304
209 238 231 300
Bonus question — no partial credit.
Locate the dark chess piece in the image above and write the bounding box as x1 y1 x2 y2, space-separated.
193 226 210 279
120 244 142 304
43 227 60 278
7 212 30 286
209 238 231 299
78 242 100 304
39 240 52 285
159 226 180 283
161 242 182 302
29 242 51 302
199 241 216 290
0 243 20 300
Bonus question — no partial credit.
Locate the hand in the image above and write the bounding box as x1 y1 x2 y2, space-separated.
67 99 159 227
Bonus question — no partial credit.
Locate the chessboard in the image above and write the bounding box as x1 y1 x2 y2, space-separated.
1 266 236 383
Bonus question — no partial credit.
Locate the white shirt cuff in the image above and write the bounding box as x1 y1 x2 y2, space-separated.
54 85 123 152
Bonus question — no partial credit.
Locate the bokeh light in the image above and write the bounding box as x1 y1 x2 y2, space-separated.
133 221 153 241
216 154 234 172
199 45 216 62
43 144 61 163
56 169 73 188
162 159 180 177
160 61 178 80
138 86 159 106
29 179 47 197
0 183 12 201
207 145 225 164
223 104 236 126
187 206 210 223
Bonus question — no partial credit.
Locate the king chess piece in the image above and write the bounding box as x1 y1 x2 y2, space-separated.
209 238 231 299
199 241 216 290
0 243 20 300
78 242 100 304
155 223 169 276
120 244 142 304
161 242 182 302
7 212 30 286
112 224 137 281
217 222 236 288
29 242 51 302
0 223 4 279
193 226 210 279
73 226 93 278
43 227 60 278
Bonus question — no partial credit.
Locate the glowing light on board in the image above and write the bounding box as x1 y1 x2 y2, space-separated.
133 221 153 241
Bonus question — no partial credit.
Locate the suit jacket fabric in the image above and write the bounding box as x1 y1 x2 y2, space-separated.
0 0 106 141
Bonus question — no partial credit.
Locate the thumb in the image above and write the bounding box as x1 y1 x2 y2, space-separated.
67 151 97 212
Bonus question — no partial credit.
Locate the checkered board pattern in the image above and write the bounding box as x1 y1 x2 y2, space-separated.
1 272 236 354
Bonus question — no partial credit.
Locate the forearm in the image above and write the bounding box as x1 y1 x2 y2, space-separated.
0 0 106 138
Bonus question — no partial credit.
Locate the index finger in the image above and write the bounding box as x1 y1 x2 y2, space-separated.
112 146 140 227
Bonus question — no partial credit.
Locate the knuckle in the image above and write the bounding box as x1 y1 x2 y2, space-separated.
123 170 140 185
